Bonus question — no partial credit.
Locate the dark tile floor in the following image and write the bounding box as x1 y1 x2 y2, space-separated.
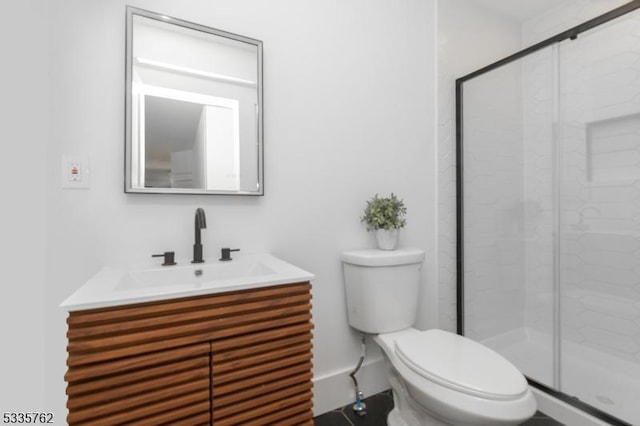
313 390 564 426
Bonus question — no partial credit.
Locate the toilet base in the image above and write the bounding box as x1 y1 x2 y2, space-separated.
388 407 449 426
387 364 449 426
387 408 408 426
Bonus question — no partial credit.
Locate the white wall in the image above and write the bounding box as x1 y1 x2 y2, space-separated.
1 0 48 414
437 0 523 332
37 0 437 419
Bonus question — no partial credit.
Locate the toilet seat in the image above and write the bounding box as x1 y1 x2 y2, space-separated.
375 328 537 425
394 329 528 401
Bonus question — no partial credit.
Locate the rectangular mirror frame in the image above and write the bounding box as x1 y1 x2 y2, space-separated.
124 6 264 195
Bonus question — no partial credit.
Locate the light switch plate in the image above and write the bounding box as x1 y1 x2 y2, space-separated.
61 155 90 189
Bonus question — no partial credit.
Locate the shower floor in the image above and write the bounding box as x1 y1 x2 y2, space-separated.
482 328 640 425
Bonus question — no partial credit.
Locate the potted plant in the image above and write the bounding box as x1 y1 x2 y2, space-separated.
361 193 407 250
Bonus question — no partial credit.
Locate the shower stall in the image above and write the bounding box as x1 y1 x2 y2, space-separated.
456 2 640 425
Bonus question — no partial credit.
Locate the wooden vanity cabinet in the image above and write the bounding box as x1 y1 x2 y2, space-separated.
65 282 314 425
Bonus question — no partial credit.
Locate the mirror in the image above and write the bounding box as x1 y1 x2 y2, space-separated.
125 7 263 195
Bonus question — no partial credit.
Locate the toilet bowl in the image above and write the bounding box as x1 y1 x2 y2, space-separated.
342 249 536 425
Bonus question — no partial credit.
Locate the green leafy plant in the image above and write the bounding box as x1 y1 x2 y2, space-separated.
361 193 407 231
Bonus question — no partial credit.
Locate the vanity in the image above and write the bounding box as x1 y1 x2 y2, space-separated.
61 5 307 422
61 254 314 425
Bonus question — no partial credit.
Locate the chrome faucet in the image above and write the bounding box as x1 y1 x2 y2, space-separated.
192 208 207 263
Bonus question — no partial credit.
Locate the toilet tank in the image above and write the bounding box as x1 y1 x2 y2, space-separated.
342 248 425 334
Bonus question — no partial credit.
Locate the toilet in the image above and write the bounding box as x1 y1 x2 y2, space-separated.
342 248 536 426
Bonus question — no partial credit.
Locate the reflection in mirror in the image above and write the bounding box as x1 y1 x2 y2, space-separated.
125 7 263 194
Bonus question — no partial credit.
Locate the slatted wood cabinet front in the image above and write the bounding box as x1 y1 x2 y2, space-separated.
65 282 313 425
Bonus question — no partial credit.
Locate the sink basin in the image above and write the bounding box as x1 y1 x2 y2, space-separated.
60 253 314 311
119 258 276 289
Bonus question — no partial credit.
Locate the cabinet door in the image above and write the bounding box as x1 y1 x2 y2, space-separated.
210 283 314 426
65 342 210 425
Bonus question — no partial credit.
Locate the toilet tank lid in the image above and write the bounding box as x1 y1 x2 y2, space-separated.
341 248 425 267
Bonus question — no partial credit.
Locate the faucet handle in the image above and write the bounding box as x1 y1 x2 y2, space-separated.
152 251 177 266
219 248 240 261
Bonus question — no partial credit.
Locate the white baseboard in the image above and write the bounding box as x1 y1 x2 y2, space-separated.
312 356 389 417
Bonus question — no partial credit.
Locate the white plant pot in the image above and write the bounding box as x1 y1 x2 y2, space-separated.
376 229 399 250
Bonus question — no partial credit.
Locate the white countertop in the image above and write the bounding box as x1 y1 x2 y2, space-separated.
60 253 314 312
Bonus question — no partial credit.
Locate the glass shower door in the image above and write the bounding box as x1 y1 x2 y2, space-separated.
460 45 557 389
460 5 640 424
556 8 640 423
